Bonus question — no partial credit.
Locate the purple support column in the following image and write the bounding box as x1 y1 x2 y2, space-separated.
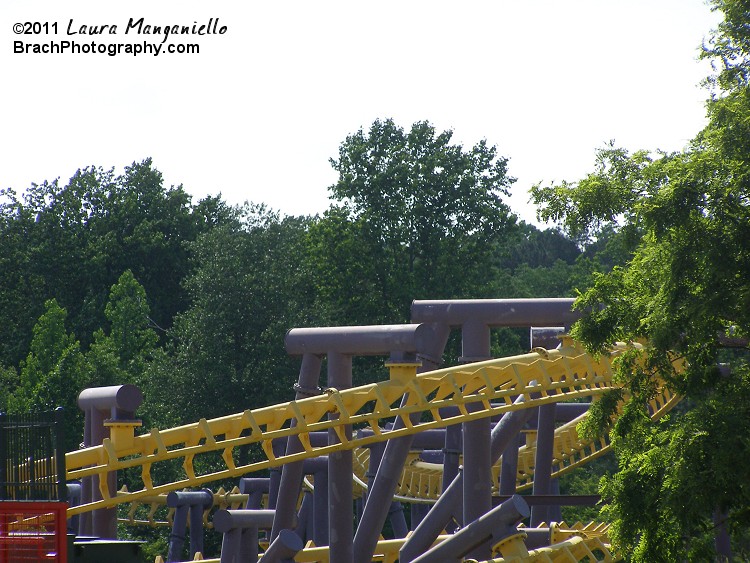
312 459 329 547
441 421 462 530
400 393 536 563
411 495 529 563
388 502 408 538
239 478 269 509
271 353 323 540
352 324 449 563
499 433 520 495
77 384 143 539
410 503 430 530
549 479 562 523
295 491 313 542
90 407 110 537
282 323 449 561
261 528 304 563
327 351 353 563
189 500 207 557
167 505 188 562
531 403 556 526
166 489 214 561
268 438 288 509
214 509 275 563
460 320 492 561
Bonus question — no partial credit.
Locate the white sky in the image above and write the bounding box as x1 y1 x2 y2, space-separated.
2 1 721 224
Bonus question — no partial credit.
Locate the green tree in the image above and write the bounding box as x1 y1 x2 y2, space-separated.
531 3 750 558
0 365 19 412
316 118 516 324
85 270 159 389
153 206 316 425
0 159 233 369
8 299 86 451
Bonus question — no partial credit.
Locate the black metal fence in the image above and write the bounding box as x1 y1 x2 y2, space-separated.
0 408 66 501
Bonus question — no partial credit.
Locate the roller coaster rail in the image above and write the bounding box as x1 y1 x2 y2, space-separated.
64 338 679 518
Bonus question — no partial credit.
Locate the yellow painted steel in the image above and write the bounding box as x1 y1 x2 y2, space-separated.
488 534 615 562
65 340 678 520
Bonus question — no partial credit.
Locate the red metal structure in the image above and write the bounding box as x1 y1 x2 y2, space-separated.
0 501 67 562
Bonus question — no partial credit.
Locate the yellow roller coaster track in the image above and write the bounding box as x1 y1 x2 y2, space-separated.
65 339 681 518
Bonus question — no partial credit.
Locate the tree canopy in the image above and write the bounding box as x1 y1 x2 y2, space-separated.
531 1 750 558
319 118 517 323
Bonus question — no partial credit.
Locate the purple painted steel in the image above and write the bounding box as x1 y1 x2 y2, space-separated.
213 509 276 533
411 298 578 328
529 326 566 350
285 324 443 357
327 351 354 563
499 433 521 495
259 528 304 563
400 393 536 563
441 421 462 527
351 323 450 563
402 469 463 563
165 489 213 560
531 403 556 526
78 385 143 539
460 320 492 561
294 492 313 542
311 459 329 547
239 478 269 509
167 505 189 562
411 495 529 563
271 353 323 540
77 384 143 418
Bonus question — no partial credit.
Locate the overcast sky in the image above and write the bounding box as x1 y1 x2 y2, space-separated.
3 1 721 224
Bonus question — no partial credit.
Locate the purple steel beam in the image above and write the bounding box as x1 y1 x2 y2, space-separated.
531 403 556 526
166 489 213 561
284 324 437 356
167 505 188 562
400 393 537 563
499 433 521 496
351 323 449 562
327 351 354 563
714 508 732 561
411 495 529 563
405 467 463 561
460 319 493 561
77 384 143 539
529 326 566 349
295 491 313 542
271 353 323 540
214 509 275 563
493 494 600 506
410 503 430 529
312 459 329 547
259 528 304 563
239 478 269 509
441 421 462 527
411 298 578 328
278 322 449 563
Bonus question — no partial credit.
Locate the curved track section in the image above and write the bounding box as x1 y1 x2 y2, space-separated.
65 339 676 518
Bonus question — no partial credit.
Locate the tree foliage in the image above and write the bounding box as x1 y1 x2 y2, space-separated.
0 159 231 368
7 299 86 451
152 206 316 424
531 3 750 558
320 118 517 322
